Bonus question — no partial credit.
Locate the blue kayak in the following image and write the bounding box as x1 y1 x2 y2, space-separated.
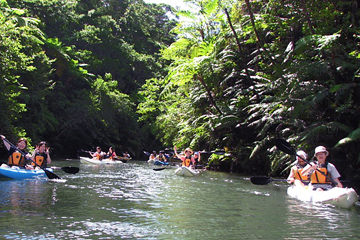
0 167 52 180
154 160 170 166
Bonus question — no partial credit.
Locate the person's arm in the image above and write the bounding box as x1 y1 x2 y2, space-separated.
300 163 315 176
173 146 182 159
46 147 51 164
0 135 11 151
32 145 39 159
287 168 295 183
328 164 343 188
191 157 196 167
334 178 343 188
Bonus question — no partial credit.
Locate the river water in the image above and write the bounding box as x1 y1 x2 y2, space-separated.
0 160 360 239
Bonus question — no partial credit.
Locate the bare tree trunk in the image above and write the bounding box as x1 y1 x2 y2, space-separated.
197 74 223 115
300 0 315 34
243 0 276 66
224 8 253 86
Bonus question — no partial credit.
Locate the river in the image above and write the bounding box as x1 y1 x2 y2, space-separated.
0 160 360 239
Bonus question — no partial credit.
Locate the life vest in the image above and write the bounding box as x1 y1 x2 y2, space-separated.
109 153 116 160
158 155 166 162
94 153 103 160
310 162 332 184
32 153 46 167
183 157 192 167
8 151 26 166
294 166 309 181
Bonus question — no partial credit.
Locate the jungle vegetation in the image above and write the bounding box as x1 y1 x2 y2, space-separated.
1 0 360 178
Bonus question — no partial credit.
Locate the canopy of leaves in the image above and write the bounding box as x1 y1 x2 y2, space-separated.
137 0 360 177
0 0 177 157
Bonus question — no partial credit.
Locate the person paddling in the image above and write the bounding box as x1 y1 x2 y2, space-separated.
148 151 157 162
173 146 196 168
287 150 309 186
0 135 32 169
157 150 167 162
90 146 105 160
303 146 343 190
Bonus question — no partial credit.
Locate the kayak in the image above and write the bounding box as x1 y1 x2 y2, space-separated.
0 166 53 180
154 160 170 166
287 184 358 209
174 166 200 177
80 157 124 165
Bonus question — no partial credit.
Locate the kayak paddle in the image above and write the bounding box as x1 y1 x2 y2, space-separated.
275 138 338 186
3 138 61 180
153 167 167 171
51 166 79 174
250 176 288 185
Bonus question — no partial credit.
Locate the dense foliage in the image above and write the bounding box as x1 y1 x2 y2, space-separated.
1 0 360 178
137 0 360 178
0 0 177 157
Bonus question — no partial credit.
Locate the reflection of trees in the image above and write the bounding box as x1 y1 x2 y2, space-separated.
286 199 353 238
0 180 57 218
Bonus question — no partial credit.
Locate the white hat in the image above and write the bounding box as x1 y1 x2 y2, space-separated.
314 146 329 156
296 150 307 160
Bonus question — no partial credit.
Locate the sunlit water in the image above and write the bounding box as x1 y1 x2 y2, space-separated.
0 160 360 239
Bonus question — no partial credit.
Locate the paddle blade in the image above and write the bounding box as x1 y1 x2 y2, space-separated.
61 166 79 174
153 167 166 171
213 151 225 155
250 176 272 185
44 169 61 179
164 149 174 154
275 139 296 155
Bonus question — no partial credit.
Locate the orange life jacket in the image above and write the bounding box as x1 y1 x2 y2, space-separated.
310 163 332 184
94 153 103 160
294 168 309 181
109 153 116 160
8 151 26 166
32 154 46 167
183 157 191 167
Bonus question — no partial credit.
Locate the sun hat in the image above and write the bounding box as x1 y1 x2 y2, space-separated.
184 148 193 154
314 146 329 156
296 150 307 160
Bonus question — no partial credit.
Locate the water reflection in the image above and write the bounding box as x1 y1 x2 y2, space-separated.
1 160 360 239
0 179 57 217
286 195 360 239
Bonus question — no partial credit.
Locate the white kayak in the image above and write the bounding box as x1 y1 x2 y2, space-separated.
287 184 358 209
80 157 124 165
174 166 200 177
